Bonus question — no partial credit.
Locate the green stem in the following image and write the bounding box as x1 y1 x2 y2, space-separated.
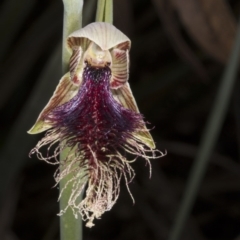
62 0 83 73
60 1 83 240
60 1 114 238
169 17 240 240
104 0 113 23
96 0 105 22
59 148 83 240
96 0 113 24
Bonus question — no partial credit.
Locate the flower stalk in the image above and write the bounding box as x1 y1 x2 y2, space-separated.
62 0 83 73
60 0 83 239
96 0 112 23
96 0 105 22
104 0 113 23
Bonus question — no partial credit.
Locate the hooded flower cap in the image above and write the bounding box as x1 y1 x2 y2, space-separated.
28 22 165 227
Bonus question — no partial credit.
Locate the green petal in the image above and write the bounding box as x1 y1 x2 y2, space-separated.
27 72 79 134
111 83 155 149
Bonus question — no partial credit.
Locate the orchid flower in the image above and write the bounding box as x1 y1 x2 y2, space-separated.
28 22 164 227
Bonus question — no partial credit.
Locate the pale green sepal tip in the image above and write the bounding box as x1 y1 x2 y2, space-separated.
27 121 52 134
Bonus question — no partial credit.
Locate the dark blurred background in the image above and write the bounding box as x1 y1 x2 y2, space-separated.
1 0 240 239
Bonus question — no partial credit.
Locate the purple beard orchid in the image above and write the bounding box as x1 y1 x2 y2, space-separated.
28 22 164 227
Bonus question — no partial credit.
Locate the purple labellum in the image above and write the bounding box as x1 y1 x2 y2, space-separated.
30 62 159 227
46 63 145 168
